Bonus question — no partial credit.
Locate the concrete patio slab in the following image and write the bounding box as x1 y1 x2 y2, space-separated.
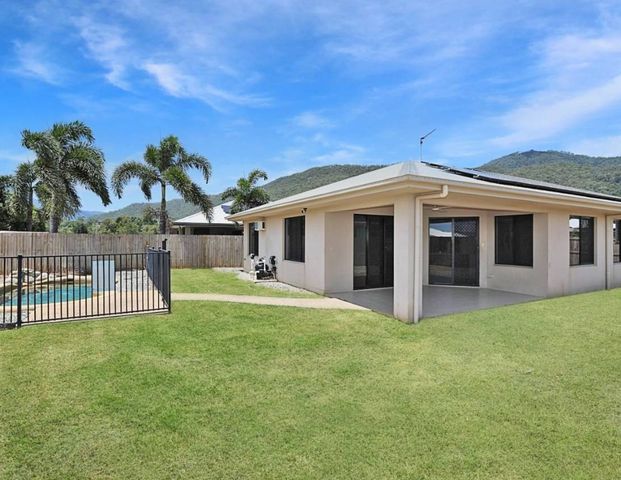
329 286 540 318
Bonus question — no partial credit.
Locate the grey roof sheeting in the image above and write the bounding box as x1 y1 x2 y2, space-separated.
229 160 621 220
424 162 621 203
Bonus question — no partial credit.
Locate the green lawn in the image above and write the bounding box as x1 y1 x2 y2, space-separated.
172 268 316 297
1 291 620 479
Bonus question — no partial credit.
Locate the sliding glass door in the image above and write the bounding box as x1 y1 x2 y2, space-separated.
429 217 479 286
354 215 394 289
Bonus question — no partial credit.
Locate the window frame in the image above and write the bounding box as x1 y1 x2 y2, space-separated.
284 215 305 263
494 214 534 267
569 215 595 266
248 223 259 256
613 219 620 264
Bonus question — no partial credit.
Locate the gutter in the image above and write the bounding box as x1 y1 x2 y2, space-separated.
413 185 449 322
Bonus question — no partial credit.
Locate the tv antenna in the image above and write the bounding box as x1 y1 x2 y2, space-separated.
419 128 436 161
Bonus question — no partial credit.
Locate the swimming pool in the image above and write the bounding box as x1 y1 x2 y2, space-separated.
3 284 93 306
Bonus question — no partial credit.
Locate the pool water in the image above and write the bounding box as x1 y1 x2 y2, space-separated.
3 284 93 306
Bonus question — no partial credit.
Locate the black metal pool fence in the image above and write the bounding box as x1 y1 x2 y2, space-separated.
0 245 171 328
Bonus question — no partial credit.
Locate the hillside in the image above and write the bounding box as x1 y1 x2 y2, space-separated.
91 164 384 220
477 150 621 197
89 151 621 221
91 198 214 221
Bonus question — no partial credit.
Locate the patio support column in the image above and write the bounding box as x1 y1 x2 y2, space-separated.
393 194 417 323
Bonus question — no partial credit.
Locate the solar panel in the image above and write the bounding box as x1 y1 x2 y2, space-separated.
423 162 621 203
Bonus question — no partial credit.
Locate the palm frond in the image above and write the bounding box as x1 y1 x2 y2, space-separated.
111 161 160 199
247 169 268 185
50 121 94 145
163 166 213 220
21 130 63 165
143 144 160 170
11 162 37 222
65 143 111 206
220 187 239 201
177 153 212 183
158 135 181 171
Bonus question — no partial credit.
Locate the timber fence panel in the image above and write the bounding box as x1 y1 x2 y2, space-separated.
0 232 243 274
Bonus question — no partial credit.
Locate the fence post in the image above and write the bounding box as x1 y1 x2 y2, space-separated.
16 255 23 328
161 238 167 251
167 250 172 313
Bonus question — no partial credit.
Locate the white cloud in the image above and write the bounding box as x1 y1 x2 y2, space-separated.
291 112 334 129
11 41 62 84
489 23 621 148
0 149 34 165
306 0 502 68
569 134 621 157
75 16 130 89
311 145 365 164
142 62 269 110
492 75 621 147
540 33 621 75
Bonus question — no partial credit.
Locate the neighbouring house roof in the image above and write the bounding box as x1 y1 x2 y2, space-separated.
173 201 240 226
228 161 621 221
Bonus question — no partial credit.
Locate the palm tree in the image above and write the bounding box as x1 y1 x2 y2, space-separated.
111 135 213 234
11 161 37 231
21 121 111 233
221 169 269 214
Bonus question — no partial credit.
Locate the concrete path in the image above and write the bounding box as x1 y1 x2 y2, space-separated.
171 293 368 310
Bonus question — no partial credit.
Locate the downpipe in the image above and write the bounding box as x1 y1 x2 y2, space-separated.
605 215 610 290
414 185 449 322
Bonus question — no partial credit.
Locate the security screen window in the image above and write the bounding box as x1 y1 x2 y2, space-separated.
284 216 305 262
614 220 621 263
495 214 533 266
569 216 595 266
248 223 259 255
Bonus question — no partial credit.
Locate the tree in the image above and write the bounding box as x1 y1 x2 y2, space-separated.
221 169 269 214
59 217 90 234
11 162 37 231
21 121 111 232
111 135 213 234
0 175 13 230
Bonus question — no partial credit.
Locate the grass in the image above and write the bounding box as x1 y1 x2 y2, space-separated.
1 291 621 479
171 268 317 297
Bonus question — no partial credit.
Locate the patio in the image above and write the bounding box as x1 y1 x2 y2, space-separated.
330 286 540 318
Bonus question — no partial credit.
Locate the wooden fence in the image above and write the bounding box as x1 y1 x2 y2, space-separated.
0 232 243 273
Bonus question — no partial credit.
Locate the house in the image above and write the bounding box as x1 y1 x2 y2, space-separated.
172 201 242 235
228 161 621 323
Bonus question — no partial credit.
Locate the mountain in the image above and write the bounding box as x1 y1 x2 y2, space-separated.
261 164 384 200
76 210 104 218
93 164 385 221
477 150 621 197
91 198 212 221
93 151 621 221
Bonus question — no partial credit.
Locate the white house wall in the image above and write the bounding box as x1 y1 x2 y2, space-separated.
242 199 619 307
611 217 621 288
485 212 549 297
324 211 354 292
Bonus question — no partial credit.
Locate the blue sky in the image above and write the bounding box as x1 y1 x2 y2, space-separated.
2 0 621 212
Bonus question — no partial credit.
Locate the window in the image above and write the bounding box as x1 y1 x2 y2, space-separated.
614 220 620 263
284 216 305 262
495 214 533 267
248 223 259 255
569 216 595 266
